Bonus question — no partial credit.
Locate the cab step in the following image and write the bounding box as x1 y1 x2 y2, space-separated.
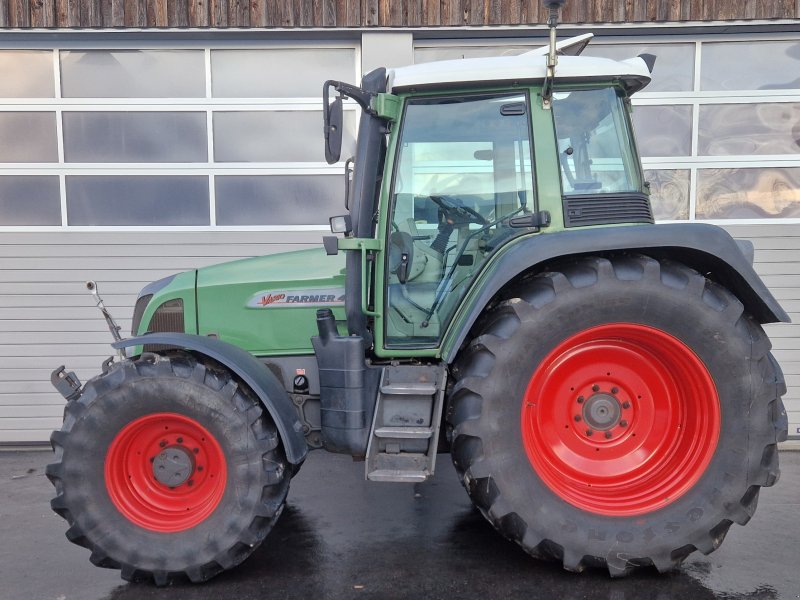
366 365 446 483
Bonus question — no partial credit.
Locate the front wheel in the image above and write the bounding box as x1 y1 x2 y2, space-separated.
47 353 290 585
447 254 787 576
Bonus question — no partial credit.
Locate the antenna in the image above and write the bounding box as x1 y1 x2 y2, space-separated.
541 0 566 109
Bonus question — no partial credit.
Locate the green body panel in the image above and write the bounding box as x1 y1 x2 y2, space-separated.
139 248 347 356
196 248 347 355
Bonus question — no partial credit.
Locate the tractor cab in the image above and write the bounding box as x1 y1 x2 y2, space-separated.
323 33 655 353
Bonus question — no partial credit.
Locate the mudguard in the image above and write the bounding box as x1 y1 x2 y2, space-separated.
113 333 308 465
443 222 790 363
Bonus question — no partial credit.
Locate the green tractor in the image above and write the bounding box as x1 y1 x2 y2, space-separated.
48 2 788 585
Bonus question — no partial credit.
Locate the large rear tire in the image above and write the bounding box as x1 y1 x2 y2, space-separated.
447 254 787 576
47 352 290 585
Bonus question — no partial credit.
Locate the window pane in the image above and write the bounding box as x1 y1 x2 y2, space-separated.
211 49 356 97
214 111 356 162
698 103 800 156
633 105 692 157
644 169 689 220
0 176 61 225
60 50 205 98
215 175 341 225
552 88 641 195
67 176 209 225
0 51 54 97
0 112 58 162
696 168 800 219
701 41 800 91
63 112 207 163
586 44 695 92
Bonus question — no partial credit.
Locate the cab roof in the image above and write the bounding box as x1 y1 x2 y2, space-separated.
386 34 653 95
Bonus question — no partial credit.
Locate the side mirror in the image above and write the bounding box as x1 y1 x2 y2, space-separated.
323 81 343 165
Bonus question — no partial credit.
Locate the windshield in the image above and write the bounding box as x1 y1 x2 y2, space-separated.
552 87 641 195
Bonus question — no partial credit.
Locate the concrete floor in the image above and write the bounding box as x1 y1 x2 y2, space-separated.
1 449 799 600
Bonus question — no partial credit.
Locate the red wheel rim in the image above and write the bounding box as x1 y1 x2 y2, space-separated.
521 323 720 516
105 413 227 532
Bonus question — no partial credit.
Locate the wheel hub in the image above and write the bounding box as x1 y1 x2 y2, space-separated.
152 445 194 487
582 393 621 431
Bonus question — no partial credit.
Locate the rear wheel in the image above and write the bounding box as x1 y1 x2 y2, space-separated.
47 352 290 585
447 254 787 575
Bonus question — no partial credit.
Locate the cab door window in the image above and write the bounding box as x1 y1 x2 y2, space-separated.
385 93 534 347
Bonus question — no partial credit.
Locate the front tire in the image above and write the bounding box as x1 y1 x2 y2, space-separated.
47 352 290 585
447 254 787 576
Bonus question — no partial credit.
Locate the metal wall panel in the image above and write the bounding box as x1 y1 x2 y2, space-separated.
0 229 320 443
725 223 800 440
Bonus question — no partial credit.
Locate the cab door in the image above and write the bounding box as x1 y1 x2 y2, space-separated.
376 91 537 352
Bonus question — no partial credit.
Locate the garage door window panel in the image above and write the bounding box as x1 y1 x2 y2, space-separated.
211 49 356 98
698 103 800 156
66 176 210 226
215 175 341 225
60 50 205 98
696 168 800 219
214 111 356 163
0 50 55 97
63 112 208 163
0 113 58 163
0 176 61 225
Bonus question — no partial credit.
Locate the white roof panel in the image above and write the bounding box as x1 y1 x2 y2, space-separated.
386 35 652 94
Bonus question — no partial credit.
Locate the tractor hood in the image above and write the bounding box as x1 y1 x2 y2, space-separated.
196 247 346 356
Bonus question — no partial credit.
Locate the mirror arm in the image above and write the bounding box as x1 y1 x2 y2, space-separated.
325 79 377 115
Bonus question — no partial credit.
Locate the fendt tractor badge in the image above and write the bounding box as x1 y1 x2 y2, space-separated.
246 288 346 309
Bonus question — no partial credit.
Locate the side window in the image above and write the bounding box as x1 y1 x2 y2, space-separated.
385 93 534 347
552 87 640 195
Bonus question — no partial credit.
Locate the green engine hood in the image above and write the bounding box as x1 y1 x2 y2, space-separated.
196 247 346 356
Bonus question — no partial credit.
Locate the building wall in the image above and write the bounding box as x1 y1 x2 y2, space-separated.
0 24 799 443
0 0 798 28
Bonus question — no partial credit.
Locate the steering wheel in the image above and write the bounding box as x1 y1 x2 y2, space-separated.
430 195 488 226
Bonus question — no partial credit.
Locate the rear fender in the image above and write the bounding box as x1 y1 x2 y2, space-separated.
443 223 790 363
113 333 308 465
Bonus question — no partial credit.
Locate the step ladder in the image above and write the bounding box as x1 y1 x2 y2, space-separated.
365 364 447 482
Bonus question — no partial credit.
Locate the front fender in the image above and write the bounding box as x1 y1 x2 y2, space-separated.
442 223 789 363
113 333 308 465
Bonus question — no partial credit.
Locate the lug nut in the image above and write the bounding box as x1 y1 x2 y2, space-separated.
592 384 600 392
177 437 183 443
611 387 619 394
197 466 204 472
187 480 194 487
159 440 167 448
193 447 199 454
577 396 584 404
574 415 581 422
622 401 631 409
605 431 612 439
620 420 628 428
585 429 594 436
